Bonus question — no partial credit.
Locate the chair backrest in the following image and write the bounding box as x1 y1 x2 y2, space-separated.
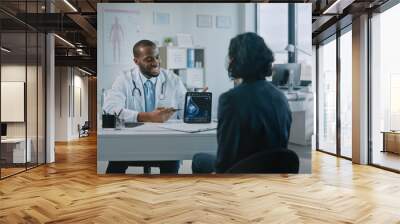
82 121 90 129
226 149 300 174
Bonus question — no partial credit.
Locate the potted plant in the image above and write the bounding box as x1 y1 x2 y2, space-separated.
164 37 173 46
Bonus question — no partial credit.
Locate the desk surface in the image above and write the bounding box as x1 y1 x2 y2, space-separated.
97 122 217 161
1 138 26 143
98 122 217 136
381 131 400 134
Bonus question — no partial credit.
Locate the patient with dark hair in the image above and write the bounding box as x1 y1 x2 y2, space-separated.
192 32 292 173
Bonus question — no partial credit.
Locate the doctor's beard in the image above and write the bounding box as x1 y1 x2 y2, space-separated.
139 65 160 78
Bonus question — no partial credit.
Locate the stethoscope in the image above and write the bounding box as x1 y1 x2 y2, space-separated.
131 71 167 100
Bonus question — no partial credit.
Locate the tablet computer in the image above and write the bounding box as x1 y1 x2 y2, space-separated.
184 92 212 123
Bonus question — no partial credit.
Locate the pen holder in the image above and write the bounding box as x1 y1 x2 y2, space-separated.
115 117 124 130
102 114 116 128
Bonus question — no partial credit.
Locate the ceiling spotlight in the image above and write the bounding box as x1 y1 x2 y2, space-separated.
63 0 78 12
1 47 11 53
78 67 93 76
54 34 75 48
322 0 354 15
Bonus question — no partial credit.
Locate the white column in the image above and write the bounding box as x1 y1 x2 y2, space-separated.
45 1 56 163
46 32 55 163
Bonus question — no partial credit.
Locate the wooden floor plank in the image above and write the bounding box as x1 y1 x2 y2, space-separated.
1 135 400 223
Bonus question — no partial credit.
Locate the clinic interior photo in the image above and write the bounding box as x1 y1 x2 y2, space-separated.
1 0 400 223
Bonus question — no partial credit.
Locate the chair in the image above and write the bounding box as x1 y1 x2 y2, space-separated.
226 149 299 174
78 121 90 138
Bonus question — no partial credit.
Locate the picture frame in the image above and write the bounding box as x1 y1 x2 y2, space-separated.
153 12 170 25
216 16 231 29
197 15 212 28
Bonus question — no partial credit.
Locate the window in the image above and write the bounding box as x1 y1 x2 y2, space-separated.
316 24 353 159
317 37 337 155
258 4 288 64
0 1 47 179
370 3 400 171
340 29 352 158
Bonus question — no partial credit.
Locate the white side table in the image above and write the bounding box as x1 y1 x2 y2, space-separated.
1 138 32 163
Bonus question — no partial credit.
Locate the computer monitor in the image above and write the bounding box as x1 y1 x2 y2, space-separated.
272 63 301 87
1 123 7 137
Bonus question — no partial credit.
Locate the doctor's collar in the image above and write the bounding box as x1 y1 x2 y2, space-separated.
139 71 157 84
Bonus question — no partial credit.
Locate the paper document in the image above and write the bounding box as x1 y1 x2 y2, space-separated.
157 122 217 133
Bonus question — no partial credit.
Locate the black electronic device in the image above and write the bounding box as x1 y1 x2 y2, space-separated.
125 122 144 128
272 63 301 87
184 92 212 123
1 123 7 137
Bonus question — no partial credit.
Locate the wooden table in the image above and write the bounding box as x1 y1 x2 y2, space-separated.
381 131 400 154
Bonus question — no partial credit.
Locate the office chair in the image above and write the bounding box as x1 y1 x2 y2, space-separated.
226 148 300 174
79 121 90 138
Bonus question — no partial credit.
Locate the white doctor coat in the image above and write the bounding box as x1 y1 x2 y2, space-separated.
103 67 187 122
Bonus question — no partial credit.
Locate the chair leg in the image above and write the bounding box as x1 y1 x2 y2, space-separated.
143 166 151 174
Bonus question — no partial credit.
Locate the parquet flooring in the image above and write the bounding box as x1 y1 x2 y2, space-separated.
0 167 26 178
1 135 400 223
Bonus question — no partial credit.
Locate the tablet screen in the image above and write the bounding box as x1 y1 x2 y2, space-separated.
184 92 212 123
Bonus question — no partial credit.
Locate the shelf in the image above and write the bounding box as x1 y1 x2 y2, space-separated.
159 46 206 88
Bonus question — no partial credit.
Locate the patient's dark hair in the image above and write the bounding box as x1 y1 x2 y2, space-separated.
133 40 156 58
228 32 274 81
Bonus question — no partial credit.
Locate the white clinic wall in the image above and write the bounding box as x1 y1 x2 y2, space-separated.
98 3 187 91
97 3 250 118
258 3 312 80
180 4 241 116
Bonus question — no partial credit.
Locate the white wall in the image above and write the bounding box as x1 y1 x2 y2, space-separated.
1 65 36 137
1 63 46 164
97 3 255 118
180 4 241 115
55 67 89 141
72 74 89 138
55 67 68 141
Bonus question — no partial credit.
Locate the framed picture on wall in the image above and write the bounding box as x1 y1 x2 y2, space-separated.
216 16 231 29
153 12 170 25
197 15 212 28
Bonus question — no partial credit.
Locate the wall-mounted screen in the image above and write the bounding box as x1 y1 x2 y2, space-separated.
1 82 25 122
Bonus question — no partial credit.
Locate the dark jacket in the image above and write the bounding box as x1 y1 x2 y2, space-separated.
215 80 292 173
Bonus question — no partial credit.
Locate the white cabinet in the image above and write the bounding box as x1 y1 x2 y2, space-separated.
159 47 187 69
1 138 32 163
159 46 205 89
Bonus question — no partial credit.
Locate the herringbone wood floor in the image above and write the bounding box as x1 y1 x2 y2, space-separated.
1 135 400 224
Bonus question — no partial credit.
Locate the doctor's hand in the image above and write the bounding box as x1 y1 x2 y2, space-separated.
137 107 175 123
152 107 175 123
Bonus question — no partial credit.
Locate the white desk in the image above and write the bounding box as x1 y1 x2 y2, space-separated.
97 123 217 162
1 138 31 163
283 90 314 146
